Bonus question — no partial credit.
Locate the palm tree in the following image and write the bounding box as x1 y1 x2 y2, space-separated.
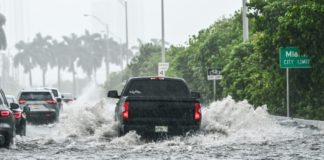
0 13 6 50
100 35 123 82
78 30 104 83
31 33 52 87
120 43 133 70
14 41 35 87
50 40 69 90
63 33 82 96
106 38 123 70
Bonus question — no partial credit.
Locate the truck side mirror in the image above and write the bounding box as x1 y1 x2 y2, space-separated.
191 92 201 99
108 90 119 98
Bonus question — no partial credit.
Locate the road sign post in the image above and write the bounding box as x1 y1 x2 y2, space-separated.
279 47 310 118
286 68 289 118
207 68 222 101
158 62 169 77
213 79 216 102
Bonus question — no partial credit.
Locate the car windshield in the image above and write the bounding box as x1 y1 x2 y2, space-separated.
20 92 52 101
125 80 190 97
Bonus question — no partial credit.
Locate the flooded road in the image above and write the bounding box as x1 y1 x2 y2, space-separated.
0 85 323 160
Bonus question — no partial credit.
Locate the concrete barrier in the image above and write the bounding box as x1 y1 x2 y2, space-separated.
273 115 324 130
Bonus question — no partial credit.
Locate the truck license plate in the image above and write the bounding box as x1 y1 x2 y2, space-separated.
155 126 168 133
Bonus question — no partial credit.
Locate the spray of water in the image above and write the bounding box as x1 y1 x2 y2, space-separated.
22 84 298 147
182 96 296 146
58 83 118 139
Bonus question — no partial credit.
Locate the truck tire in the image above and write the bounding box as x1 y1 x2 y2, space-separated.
2 134 13 148
117 126 125 137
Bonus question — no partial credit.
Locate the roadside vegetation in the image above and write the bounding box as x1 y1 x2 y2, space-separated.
117 0 324 120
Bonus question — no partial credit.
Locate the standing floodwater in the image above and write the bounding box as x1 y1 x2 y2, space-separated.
0 85 323 159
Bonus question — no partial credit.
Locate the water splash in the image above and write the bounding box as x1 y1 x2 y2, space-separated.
202 96 273 134
22 86 298 148
58 83 117 139
8 87 323 159
187 96 296 145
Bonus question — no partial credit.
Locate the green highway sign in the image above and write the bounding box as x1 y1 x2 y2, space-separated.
279 47 311 68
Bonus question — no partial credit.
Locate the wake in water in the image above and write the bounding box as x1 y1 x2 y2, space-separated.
18 83 120 146
198 96 296 144
21 84 298 147
5 84 323 159
58 83 119 139
59 88 296 145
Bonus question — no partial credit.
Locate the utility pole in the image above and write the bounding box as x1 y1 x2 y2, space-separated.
161 0 165 63
242 0 249 41
117 0 129 65
125 1 129 52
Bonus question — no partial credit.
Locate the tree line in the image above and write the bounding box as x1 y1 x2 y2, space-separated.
14 31 132 94
113 0 324 120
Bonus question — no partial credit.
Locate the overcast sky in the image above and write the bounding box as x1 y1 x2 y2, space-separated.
1 0 242 86
26 0 242 46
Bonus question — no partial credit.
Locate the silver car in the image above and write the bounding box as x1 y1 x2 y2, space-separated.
17 90 61 124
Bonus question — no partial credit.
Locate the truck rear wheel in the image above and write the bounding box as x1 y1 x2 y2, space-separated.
1 133 13 148
117 127 123 137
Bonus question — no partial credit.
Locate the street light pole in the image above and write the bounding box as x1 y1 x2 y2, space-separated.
161 0 165 63
117 0 129 65
125 1 129 50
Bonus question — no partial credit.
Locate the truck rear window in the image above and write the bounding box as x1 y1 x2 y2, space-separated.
125 80 190 97
20 92 53 101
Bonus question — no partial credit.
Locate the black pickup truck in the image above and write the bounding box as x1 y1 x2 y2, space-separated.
108 77 201 136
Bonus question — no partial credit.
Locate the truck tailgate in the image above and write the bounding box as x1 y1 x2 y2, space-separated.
126 97 196 125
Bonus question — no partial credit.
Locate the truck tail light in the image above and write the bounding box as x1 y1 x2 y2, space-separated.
19 99 27 104
122 101 129 120
46 99 57 104
194 102 201 121
14 111 22 119
0 110 10 117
